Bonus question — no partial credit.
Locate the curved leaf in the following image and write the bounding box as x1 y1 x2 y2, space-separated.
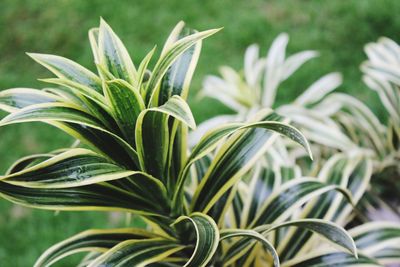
0 88 61 113
145 28 221 105
97 18 137 84
173 212 219 267
88 238 183 267
250 178 354 227
220 229 279 267
281 252 379 267
34 228 163 267
27 53 103 93
104 79 145 146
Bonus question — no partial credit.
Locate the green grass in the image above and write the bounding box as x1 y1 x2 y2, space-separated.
1 0 399 265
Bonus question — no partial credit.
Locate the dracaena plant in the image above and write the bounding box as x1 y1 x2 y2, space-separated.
0 19 375 267
191 33 400 265
196 33 400 215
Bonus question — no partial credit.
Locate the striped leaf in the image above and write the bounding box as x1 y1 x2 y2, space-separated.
282 252 380 267
87 238 183 267
136 96 195 182
27 53 103 93
173 213 219 267
0 148 136 188
220 229 279 267
158 23 202 104
0 102 105 130
190 110 282 213
250 178 354 227
34 228 163 267
259 219 357 257
0 88 61 113
145 28 221 105
97 18 137 84
350 221 400 264
6 153 54 175
0 179 167 215
104 79 145 146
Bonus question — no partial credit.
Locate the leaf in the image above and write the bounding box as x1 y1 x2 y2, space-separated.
259 219 358 257
39 78 107 108
190 110 310 214
0 102 140 168
135 96 196 182
104 79 145 146
0 148 136 188
88 238 183 267
144 28 221 105
34 228 163 267
135 109 170 181
295 72 343 106
281 252 380 267
0 88 61 113
149 95 196 129
158 23 202 104
350 221 400 256
240 167 279 227
173 213 220 267
250 178 354 227
136 46 156 92
0 102 105 130
0 179 167 215
220 229 280 267
6 153 54 175
97 18 137 84
27 53 103 93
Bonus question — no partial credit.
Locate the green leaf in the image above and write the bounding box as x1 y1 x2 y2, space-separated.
0 179 167 215
240 167 279 227
220 229 279 267
27 53 103 93
275 155 369 261
149 95 196 129
52 122 139 169
0 148 136 188
190 110 287 214
98 18 137 84
281 252 380 267
0 88 61 113
136 46 156 92
135 109 170 181
39 78 107 109
350 221 400 256
87 238 183 267
0 102 104 130
34 228 163 267
250 178 354 227
135 96 195 182
145 28 221 105
158 24 202 104
6 153 54 175
173 212 220 267
176 118 310 203
259 219 358 257
104 79 145 146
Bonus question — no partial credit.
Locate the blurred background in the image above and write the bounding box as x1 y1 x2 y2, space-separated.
0 0 399 265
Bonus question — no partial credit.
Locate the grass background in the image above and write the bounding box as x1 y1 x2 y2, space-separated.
0 0 399 265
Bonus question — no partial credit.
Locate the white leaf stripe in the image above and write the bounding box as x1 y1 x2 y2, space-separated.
173 213 219 267
220 229 279 267
27 53 103 93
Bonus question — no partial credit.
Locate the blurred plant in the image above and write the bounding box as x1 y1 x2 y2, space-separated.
0 19 382 267
194 33 400 265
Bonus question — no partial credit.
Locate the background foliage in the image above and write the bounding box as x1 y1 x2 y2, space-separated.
0 0 399 265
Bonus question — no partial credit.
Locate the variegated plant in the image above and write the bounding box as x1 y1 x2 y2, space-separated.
193 33 400 265
0 19 379 266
